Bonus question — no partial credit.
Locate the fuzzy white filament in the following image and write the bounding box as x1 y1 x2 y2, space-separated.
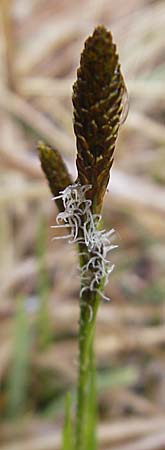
52 183 117 300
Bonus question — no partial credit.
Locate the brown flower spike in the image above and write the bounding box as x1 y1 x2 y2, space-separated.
38 141 72 212
73 26 126 213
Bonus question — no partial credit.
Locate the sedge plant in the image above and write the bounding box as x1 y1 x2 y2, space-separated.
38 25 127 450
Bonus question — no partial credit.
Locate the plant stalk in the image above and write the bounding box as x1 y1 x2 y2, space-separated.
75 266 102 450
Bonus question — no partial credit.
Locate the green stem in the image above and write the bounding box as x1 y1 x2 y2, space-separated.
75 284 101 450
85 337 97 450
75 210 105 450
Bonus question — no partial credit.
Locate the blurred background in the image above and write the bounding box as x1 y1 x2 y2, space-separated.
0 0 165 449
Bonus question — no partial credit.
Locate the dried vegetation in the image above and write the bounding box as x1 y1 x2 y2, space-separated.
0 0 165 449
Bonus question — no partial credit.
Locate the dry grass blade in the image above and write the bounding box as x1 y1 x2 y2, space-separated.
0 433 61 450
110 431 165 450
109 170 165 213
18 76 73 97
99 416 165 446
0 146 43 179
128 80 165 100
0 0 15 89
97 326 165 355
16 19 82 76
127 111 165 146
0 417 165 450
0 90 74 154
0 182 48 206
0 249 75 298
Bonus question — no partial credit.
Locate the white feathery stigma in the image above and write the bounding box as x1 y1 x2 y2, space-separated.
52 183 117 301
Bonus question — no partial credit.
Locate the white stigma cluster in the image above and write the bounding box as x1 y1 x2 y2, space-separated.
52 183 117 301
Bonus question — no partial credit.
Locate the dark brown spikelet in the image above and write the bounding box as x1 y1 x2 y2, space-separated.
38 141 72 212
73 26 127 213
